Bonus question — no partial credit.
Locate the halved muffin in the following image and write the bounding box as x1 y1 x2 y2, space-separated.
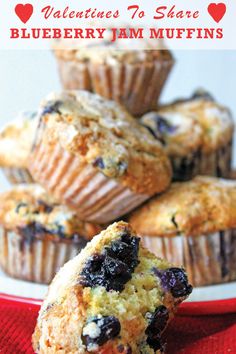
33 221 192 353
129 176 236 287
0 184 101 284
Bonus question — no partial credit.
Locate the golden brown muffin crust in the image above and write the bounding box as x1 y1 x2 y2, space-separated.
0 112 37 168
0 184 101 240
140 110 203 157
129 176 236 237
35 91 172 195
160 92 234 153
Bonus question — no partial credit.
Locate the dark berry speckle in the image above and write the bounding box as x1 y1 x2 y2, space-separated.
82 316 121 348
79 231 140 292
145 305 169 352
154 267 193 298
145 306 169 337
41 101 62 116
93 157 105 169
154 115 177 135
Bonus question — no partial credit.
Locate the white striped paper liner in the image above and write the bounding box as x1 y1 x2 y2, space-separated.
141 229 236 287
57 58 92 91
0 227 84 284
56 56 174 116
30 140 149 223
1 167 34 184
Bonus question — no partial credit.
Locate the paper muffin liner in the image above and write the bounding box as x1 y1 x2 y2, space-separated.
0 227 86 284
56 58 92 91
55 56 174 116
1 167 34 184
29 140 149 224
142 229 236 287
172 139 232 181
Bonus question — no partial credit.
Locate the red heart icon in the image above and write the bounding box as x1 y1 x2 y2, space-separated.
15 3 33 24
208 3 226 23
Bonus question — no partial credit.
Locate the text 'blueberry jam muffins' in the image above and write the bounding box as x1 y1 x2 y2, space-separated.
129 176 236 287
0 184 102 284
53 34 174 115
32 221 192 353
29 90 172 224
0 111 38 184
141 90 234 181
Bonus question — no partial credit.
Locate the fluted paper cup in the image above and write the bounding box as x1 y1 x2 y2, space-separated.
0 227 86 284
29 139 149 224
172 140 232 181
1 167 34 184
55 56 174 116
142 229 236 287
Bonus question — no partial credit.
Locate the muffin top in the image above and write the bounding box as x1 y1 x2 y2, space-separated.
160 90 233 153
129 176 236 237
0 111 38 168
33 221 191 354
53 32 173 64
35 90 172 195
0 184 101 241
140 110 203 157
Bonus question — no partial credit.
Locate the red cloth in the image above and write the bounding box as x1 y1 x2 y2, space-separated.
0 298 236 354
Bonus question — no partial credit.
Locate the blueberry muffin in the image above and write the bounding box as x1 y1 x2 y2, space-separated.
141 90 234 181
0 111 37 184
32 221 192 353
53 34 174 115
0 184 101 284
29 90 172 224
129 176 236 287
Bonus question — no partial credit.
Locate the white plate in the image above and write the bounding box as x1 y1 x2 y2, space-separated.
1 269 236 302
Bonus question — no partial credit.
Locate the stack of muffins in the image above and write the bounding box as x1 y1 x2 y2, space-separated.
0 41 235 293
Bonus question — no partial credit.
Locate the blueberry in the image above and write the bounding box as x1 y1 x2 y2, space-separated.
154 267 193 298
104 257 129 277
146 306 169 337
82 316 121 348
145 306 168 351
37 200 53 213
41 101 62 115
146 335 165 352
79 234 140 292
154 115 177 135
93 157 105 169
